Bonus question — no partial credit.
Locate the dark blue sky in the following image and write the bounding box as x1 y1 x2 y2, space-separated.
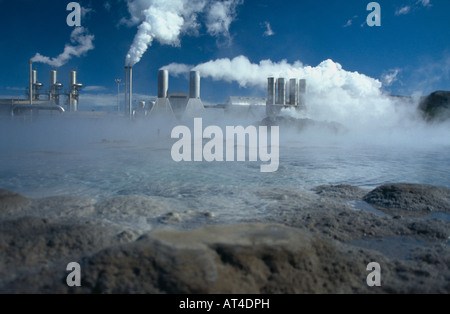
0 0 449 108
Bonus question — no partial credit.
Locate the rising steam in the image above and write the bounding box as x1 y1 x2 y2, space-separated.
163 55 419 128
124 0 243 66
31 27 95 68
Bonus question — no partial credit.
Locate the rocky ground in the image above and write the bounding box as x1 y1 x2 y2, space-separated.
0 183 448 294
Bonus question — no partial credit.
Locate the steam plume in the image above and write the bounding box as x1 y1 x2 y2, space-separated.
31 27 94 68
163 56 414 127
124 0 243 66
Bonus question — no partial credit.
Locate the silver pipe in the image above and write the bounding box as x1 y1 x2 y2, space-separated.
29 60 33 105
124 66 128 115
11 104 65 117
129 66 133 119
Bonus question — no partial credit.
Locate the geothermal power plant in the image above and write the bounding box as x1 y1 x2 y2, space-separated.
0 60 308 119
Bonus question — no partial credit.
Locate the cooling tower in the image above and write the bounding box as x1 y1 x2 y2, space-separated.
149 69 174 119
183 70 205 119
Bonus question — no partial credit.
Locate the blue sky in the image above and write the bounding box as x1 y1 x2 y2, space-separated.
0 0 449 109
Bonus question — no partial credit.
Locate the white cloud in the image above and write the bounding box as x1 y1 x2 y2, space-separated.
395 6 411 15
263 21 275 36
396 0 432 15
417 0 432 7
343 20 352 28
382 69 401 87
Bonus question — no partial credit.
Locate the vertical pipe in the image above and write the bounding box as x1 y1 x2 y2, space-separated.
29 60 33 105
277 78 286 105
289 78 298 106
124 66 128 116
129 67 133 119
189 71 200 99
267 77 276 105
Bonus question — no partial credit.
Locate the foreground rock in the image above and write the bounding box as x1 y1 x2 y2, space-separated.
0 186 448 294
363 183 450 217
419 91 450 121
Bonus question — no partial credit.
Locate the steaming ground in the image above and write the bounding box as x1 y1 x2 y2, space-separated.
0 102 449 293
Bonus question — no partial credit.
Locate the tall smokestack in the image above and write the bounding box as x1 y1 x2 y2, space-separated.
124 66 128 115
129 66 133 119
29 60 33 105
189 71 200 99
289 79 298 106
267 77 276 105
299 79 307 109
277 78 286 105
158 69 169 99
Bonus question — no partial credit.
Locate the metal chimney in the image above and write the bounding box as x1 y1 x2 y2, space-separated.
189 71 200 99
29 60 33 105
267 77 276 105
277 78 286 105
289 79 298 106
124 66 128 115
128 66 133 119
158 69 169 98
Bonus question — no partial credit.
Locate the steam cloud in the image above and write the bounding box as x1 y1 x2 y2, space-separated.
163 56 418 128
124 0 243 66
31 27 95 68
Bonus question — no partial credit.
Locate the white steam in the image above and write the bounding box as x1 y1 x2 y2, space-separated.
163 55 423 129
31 27 94 68
124 0 243 66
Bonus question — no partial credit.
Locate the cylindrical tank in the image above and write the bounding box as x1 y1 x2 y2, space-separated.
289 78 298 106
189 71 200 99
267 77 276 105
50 70 57 86
277 78 286 105
158 70 169 98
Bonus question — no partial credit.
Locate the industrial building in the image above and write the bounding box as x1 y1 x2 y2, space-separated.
1 60 308 121
0 60 83 118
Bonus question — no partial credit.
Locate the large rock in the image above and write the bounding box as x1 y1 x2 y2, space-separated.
363 183 450 217
76 224 378 294
419 91 450 121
